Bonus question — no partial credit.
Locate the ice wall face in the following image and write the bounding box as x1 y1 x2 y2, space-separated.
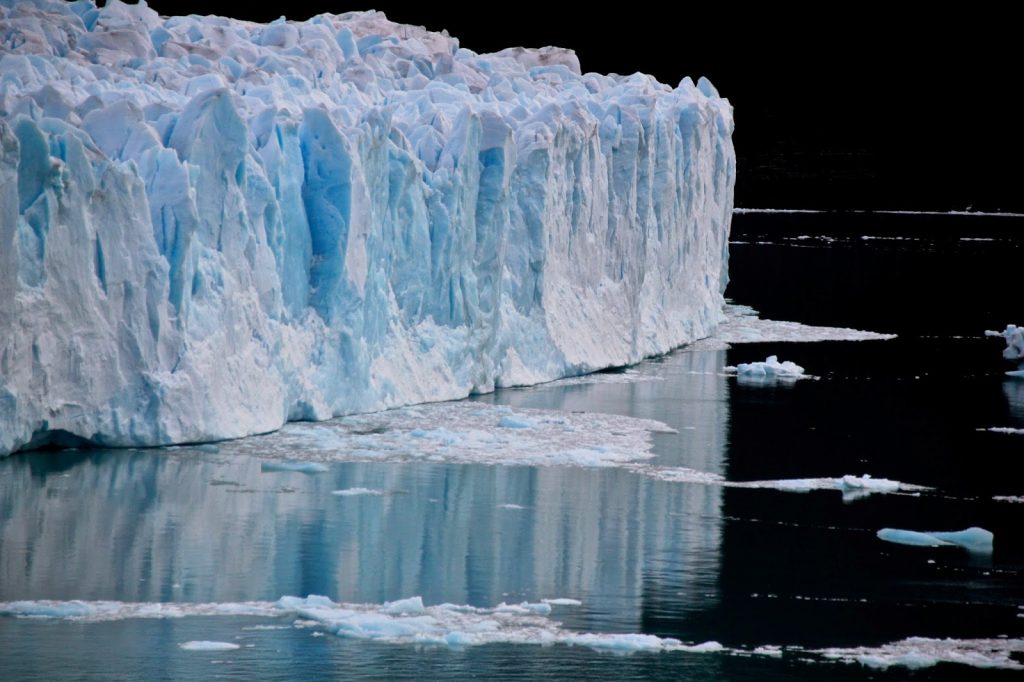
0 0 735 456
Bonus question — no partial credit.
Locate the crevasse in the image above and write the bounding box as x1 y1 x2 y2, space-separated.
0 0 735 456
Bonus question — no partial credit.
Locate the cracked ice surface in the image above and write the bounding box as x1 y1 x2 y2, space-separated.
0 1 734 456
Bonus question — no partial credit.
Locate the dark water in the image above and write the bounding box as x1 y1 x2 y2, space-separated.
1 212 1023 679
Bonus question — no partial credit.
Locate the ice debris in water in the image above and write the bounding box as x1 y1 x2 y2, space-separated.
987 325 1024 376
876 527 993 552
0 596 722 655
0 1 734 457
331 488 386 496
179 641 241 651
816 636 1024 670
687 304 895 351
728 474 929 501
724 356 806 383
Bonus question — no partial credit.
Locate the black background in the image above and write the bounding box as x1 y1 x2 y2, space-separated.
135 2 1022 212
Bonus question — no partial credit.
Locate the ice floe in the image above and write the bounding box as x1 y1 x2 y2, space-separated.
179 641 240 651
723 355 809 384
686 305 894 352
331 488 386 497
0 596 719 654
876 527 993 552
815 636 1024 670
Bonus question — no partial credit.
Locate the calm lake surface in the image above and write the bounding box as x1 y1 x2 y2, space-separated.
2 213 1023 680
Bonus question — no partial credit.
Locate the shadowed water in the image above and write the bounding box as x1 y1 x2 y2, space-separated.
1 213 1023 679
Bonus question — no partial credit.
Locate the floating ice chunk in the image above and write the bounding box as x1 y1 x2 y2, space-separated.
689 305 895 351
565 633 681 652
838 474 901 494
994 495 1024 503
260 461 329 474
978 427 1024 435
725 356 807 384
382 597 426 616
541 598 582 606
331 485 387 497
816 636 1024 670
877 527 993 552
752 645 784 657
498 503 526 510
179 641 241 651
987 325 1024 361
728 474 929 499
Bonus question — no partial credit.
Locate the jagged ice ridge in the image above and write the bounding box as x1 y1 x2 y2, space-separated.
0 1 734 456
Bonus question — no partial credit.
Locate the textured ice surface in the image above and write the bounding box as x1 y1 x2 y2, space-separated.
179 641 241 651
876 527 994 552
686 305 895 351
724 355 806 383
0 1 734 457
226 402 677 470
816 637 1024 670
0 596 721 654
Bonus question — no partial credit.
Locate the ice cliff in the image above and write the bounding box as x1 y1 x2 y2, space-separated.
0 0 735 456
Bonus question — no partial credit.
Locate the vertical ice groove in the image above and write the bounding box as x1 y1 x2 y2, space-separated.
0 2 735 456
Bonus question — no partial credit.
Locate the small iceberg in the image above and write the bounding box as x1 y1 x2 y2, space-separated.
725 355 807 384
876 527 993 552
987 325 1024 376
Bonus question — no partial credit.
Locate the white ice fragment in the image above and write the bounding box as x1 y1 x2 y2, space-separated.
689 304 895 351
979 427 1024 435
541 598 582 606
382 597 426 616
876 527 994 552
179 641 241 651
331 488 386 496
816 636 1024 670
725 355 806 383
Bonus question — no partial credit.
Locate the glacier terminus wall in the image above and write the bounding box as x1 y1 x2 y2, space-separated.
0 0 735 456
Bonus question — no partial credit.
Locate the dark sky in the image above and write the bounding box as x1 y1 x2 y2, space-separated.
137 2 1023 211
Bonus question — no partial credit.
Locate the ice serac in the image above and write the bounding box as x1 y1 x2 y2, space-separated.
0 1 735 456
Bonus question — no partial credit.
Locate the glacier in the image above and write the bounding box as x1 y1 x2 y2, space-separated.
0 0 735 456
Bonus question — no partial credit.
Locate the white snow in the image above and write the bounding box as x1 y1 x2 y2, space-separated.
876 527 994 552
179 641 241 651
0 1 734 457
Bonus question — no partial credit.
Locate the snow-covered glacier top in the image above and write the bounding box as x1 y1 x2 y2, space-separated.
0 0 735 456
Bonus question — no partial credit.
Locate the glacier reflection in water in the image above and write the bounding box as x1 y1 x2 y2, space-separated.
0 350 728 636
